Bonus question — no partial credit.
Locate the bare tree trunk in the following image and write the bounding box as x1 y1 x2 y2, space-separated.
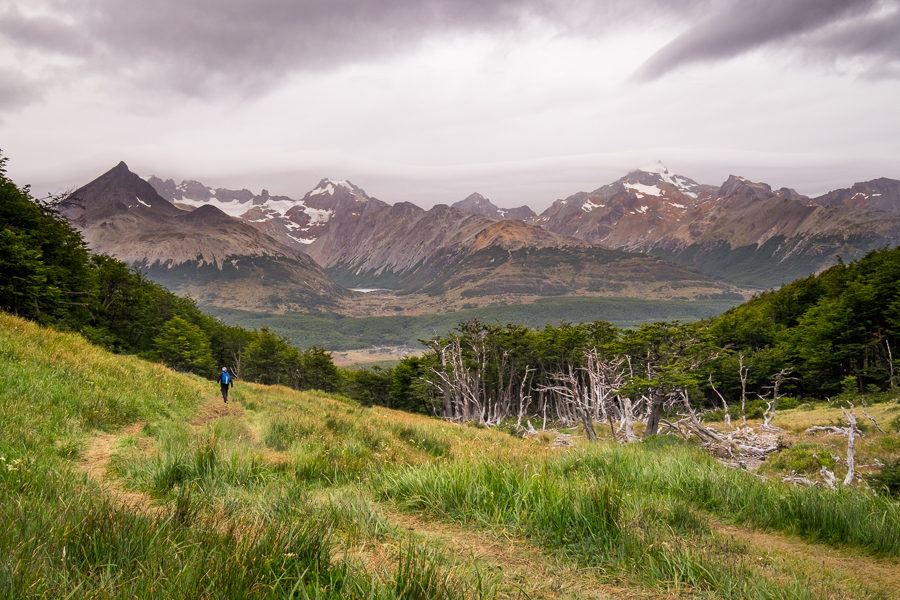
644 395 664 437
762 367 793 431
843 406 858 486
886 338 895 389
231 349 243 378
709 373 731 427
619 396 638 442
739 353 749 426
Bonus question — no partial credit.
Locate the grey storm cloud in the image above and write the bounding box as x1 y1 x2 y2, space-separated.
0 0 707 98
2 0 898 101
0 67 40 111
635 0 897 81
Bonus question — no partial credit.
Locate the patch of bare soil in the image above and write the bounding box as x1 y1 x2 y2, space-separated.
712 520 900 597
190 396 246 426
378 506 656 600
78 421 161 515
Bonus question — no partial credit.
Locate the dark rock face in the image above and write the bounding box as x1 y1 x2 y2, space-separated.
451 192 536 221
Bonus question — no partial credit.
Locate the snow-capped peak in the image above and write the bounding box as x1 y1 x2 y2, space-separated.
309 178 366 198
640 160 671 179
628 162 700 199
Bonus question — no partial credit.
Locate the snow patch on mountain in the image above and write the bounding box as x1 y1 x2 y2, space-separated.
176 195 249 217
634 162 699 198
310 179 358 197
626 183 663 198
582 199 606 212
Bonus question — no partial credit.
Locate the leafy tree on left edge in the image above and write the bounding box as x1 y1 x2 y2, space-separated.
0 150 93 327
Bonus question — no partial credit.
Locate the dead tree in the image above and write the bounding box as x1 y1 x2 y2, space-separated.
708 373 731 427
761 367 794 431
515 366 535 429
583 350 627 439
738 353 750 426
429 338 484 422
539 367 599 442
806 403 863 486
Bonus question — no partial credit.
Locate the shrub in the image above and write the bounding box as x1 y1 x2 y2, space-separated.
868 457 900 497
761 443 835 476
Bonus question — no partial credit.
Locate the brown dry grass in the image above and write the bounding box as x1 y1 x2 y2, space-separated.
712 519 900 599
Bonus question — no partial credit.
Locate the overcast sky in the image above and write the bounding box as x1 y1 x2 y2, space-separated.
2 0 899 209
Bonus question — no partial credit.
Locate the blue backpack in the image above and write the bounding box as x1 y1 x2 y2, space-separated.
221 372 231 385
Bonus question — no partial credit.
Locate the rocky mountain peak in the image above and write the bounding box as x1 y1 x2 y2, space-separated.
718 175 774 200
452 192 536 221
619 165 701 199
453 192 497 214
307 178 368 200
813 177 900 213
60 161 182 225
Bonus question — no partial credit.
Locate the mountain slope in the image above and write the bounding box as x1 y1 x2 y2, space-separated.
812 177 900 213
536 166 900 287
61 163 348 311
306 198 737 301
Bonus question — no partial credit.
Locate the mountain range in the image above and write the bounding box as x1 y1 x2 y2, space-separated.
60 162 347 311
59 162 900 315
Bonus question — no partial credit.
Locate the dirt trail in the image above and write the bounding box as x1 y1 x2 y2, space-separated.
378 507 652 600
190 397 245 426
79 395 241 513
712 520 900 596
78 421 161 514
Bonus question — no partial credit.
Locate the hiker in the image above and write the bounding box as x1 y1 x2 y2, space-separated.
217 367 234 403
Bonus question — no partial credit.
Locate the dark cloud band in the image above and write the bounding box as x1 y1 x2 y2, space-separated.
635 0 893 80
1 0 897 106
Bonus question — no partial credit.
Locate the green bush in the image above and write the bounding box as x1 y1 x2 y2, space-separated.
761 443 835 476
868 457 900 497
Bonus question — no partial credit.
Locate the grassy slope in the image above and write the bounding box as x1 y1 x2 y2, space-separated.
208 296 742 350
2 312 899 599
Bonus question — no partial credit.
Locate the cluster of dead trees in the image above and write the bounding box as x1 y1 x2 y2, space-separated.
426 321 788 449
424 320 887 478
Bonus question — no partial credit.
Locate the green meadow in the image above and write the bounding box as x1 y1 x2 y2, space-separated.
2 312 899 599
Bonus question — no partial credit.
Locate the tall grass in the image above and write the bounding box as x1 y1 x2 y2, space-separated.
4 312 897 598
378 443 896 597
1 465 497 599
561 438 900 556
1 314 499 598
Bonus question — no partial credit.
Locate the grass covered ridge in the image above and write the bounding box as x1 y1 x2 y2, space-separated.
2 312 900 599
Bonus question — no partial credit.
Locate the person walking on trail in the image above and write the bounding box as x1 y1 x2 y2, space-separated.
217 367 234 403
